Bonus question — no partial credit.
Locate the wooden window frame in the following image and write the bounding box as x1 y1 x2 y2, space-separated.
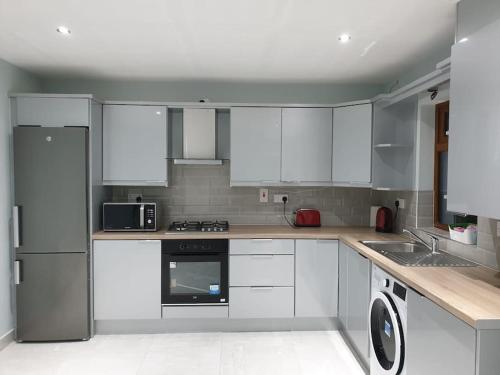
434 101 449 230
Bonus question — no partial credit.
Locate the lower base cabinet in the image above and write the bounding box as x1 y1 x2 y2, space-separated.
338 242 371 368
229 287 294 319
407 288 476 375
93 240 161 320
295 240 338 317
162 305 228 319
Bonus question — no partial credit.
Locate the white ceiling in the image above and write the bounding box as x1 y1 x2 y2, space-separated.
0 0 457 83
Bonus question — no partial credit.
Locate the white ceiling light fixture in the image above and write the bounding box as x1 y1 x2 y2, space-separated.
56 26 71 35
338 33 351 43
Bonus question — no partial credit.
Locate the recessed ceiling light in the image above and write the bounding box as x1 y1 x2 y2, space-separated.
338 34 351 43
56 26 71 35
458 37 468 43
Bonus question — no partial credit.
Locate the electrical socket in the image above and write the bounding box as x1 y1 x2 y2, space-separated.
128 193 143 202
274 194 289 203
259 188 269 203
396 198 406 209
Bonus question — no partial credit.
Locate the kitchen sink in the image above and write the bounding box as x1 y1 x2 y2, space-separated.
360 240 477 267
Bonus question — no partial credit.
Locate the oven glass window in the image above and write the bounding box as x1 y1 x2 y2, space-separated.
169 261 221 295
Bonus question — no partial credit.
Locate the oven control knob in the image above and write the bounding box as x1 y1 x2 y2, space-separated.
147 219 152 224
179 244 186 250
381 279 390 288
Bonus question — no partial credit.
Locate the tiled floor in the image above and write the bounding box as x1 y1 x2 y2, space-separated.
0 331 365 375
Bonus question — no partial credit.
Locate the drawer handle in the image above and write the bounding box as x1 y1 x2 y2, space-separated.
138 240 157 244
250 287 273 291
252 239 273 242
251 255 274 259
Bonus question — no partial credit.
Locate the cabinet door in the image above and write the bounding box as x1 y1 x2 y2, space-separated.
332 104 372 184
281 108 333 182
338 242 349 328
449 18 500 218
295 240 338 317
103 105 167 185
407 289 476 375
346 245 371 366
229 287 294 319
93 240 161 320
15 97 90 127
230 107 281 184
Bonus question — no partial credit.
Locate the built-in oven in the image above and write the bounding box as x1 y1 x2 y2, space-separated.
161 239 228 304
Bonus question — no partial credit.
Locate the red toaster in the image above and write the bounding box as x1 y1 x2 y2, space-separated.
295 209 321 227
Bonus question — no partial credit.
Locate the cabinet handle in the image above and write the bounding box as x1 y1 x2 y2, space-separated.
250 287 273 291
253 239 272 242
251 255 274 259
14 260 22 285
13 206 21 248
137 240 157 244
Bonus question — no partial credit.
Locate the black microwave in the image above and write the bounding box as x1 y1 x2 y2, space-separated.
103 203 157 232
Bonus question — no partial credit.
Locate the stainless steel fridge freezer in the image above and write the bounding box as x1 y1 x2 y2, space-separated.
13 126 90 341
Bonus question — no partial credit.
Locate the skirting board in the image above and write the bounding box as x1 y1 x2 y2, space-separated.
0 329 14 352
96 317 338 335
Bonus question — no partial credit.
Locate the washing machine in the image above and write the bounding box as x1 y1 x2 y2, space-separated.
369 265 408 375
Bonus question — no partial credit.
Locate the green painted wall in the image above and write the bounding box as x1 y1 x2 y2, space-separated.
40 78 383 104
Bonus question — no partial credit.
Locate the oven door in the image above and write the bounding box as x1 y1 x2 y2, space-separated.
161 253 228 304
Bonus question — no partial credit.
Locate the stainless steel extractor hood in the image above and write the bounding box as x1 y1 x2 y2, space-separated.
174 108 223 165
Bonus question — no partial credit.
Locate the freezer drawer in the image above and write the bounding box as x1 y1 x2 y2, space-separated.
229 287 294 319
229 255 294 287
16 253 89 341
229 239 294 255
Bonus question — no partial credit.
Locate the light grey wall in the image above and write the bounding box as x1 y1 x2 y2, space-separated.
40 78 383 104
112 163 372 227
0 59 41 340
457 0 500 40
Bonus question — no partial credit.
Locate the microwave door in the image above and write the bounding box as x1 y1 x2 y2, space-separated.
104 205 141 230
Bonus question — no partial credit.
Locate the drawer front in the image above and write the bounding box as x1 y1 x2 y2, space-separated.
16 97 90 127
229 287 294 319
230 239 294 255
162 305 228 319
230 255 294 286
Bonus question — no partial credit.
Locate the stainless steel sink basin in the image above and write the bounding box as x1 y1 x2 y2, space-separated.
360 240 477 267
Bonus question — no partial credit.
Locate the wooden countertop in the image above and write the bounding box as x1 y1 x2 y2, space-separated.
93 225 500 329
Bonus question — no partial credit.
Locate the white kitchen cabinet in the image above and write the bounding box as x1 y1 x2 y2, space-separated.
406 288 476 375
93 240 161 320
448 18 500 219
281 108 333 183
230 107 282 185
295 240 338 318
103 104 168 186
338 241 371 368
230 255 294 287
15 96 90 127
332 104 372 185
229 287 294 319
230 239 294 255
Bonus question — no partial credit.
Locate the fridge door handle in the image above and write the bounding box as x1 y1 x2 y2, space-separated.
13 206 21 248
139 205 145 230
14 260 22 285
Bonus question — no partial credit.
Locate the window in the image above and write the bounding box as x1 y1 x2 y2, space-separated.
434 101 476 229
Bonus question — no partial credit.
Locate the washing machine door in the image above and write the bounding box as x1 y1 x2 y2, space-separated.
369 291 405 375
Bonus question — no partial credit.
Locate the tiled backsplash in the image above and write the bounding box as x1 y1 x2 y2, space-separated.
111 164 500 270
111 163 372 227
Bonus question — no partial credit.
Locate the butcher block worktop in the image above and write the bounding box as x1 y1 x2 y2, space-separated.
93 225 500 329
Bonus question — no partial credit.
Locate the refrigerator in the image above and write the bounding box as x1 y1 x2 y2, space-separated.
13 126 90 341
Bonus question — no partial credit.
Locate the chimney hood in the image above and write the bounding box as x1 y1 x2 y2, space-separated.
173 108 223 165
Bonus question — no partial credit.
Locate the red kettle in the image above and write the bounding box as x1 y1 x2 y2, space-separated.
375 207 393 233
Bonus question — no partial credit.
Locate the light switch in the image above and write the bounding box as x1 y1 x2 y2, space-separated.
259 188 269 203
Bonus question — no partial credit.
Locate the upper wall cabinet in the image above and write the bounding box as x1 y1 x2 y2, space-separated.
332 104 372 186
281 108 333 183
230 107 282 185
14 96 90 127
448 18 500 219
103 104 168 186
